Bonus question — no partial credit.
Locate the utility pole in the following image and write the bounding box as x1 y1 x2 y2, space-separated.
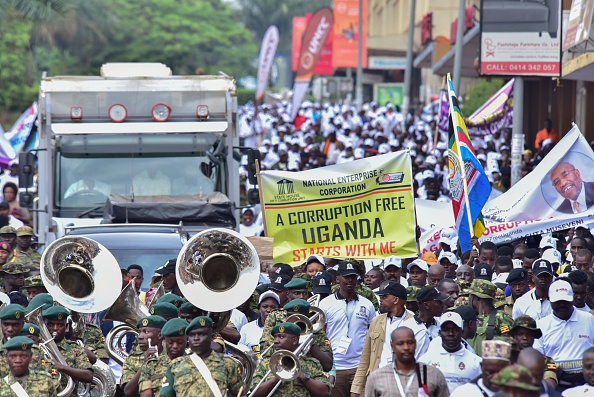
355 0 364 108
511 77 524 186
453 0 466 93
402 0 416 125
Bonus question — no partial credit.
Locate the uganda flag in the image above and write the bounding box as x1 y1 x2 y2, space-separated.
447 74 491 253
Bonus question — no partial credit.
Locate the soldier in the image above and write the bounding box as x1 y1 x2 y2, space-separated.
500 268 529 316
81 320 108 363
0 241 11 271
159 316 244 397
42 306 94 391
11 226 41 267
490 363 542 397
139 318 188 397
156 294 184 309
178 301 200 323
0 226 17 260
0 336 58 397
2 262 25 294
259 298 332 371
466 279 513 356
19 322 40 344
123 315 166 397
251 322 331 397
148 303 179 321
285 278 310 301
21 275 47 301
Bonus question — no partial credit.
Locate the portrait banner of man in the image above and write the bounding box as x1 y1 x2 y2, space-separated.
546 157 594 214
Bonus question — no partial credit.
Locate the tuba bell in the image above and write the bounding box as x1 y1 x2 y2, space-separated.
176 228 260 386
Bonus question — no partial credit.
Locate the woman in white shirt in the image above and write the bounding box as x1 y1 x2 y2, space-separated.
239 291 280 357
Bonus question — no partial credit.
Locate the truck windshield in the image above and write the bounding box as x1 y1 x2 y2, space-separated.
56 153 219 208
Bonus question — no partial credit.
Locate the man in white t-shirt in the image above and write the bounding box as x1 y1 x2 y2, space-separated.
512 258 554 320
419 312 482 393
319 261 376 397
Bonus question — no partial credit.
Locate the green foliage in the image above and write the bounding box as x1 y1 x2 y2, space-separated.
237 89 256 106
461 78 505 116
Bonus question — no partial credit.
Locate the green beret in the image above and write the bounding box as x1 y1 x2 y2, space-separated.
42 306 70 321
0 226 16 235
469 279 497 299
0 304 26 320
27 293 53 313
157 294 184 308
2 263 24 275
186 316 213 333
284 278 307 290
23 275 44 288
271 322 301 336
180 301 200 314
283 299 310 314
20 323 40 337
161 318 189 337
3 336 33 351
137 315 167 330
148 302 179 318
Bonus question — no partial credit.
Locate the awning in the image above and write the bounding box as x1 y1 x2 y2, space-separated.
562 52 594 81
432 24 480 77
413 43 434 69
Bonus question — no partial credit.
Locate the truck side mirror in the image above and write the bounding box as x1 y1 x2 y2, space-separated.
18 152 36 189
247 188 260 205
246 149 260 185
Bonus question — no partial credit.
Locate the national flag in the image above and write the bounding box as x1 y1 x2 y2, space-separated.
447 74 491 253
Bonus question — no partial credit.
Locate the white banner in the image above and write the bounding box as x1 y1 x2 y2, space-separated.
255 26 279 104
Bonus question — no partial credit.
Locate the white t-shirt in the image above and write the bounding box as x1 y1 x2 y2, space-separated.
419 343 482 393
449 379 497 397
239 222 263 237
562 384 594 396
428 336 476 355
230 309 248 332
379 310 414 367
239 318 263 357
319 291 376 370
534 308 594 373
401 316 441 360
512 288 552 320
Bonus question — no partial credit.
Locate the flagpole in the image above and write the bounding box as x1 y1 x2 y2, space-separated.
447 77 476 243
255 159 268 237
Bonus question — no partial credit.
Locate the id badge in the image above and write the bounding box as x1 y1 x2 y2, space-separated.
336 336 352 355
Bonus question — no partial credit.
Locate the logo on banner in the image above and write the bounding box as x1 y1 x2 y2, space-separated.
277 179 295 195
377 169 404 185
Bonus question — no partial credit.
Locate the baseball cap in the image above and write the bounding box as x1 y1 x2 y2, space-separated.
376 282 407 300
306 255 325 267
269 274 291 291
506 268 528 284
542 248 561 266
259 290 280 305
439 312 463 328
271 263 294 277
313 271 332 294
336 261 359 277
421 251 438 265
438 251 457 265
416 286 449 303
454 305 477 322
155 259 176 275
532 259 553 277
383 256 402 269
493 272 509 290
474 263 493 280
549 280 573 303
539 235 556 249
407 259 429 273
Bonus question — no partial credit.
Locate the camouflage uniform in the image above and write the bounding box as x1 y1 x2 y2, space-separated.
160 352 243 397
121 345 145 386
331 283 379 310
453 281 471 308
10 248 42 267
259 309 332 358
497 295 515 317
83 323 108 360
251 354 331 397
56 338 93 391
491 363 541 392
139 353 173 397
0 370 58 397
0 345 58 379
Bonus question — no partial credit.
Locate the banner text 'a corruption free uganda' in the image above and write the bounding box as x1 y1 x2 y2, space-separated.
260 151 418 265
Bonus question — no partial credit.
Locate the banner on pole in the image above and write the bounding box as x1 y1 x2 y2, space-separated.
260 151 418 264
256 26 279 105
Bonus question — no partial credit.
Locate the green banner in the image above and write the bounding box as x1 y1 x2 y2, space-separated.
260 151 418 265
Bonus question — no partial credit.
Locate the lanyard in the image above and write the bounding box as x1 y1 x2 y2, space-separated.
393 369 415 397
344 300 356 323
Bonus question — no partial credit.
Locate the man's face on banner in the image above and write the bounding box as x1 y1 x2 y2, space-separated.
551 162 583 201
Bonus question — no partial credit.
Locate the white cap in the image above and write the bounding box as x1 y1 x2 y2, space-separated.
378 143 390 154
306 255 325 266
354 148 365 159
477 153 487 161
425 156 437 165
438 251 457 265
493 272 509 286
549 280 573 303
439 312 463 328
407 259 429 272
259 290 280 305
384 256 402 268
539 236 557 249
542 248 561 265
512 259 523 269
364 138 375 146
423 170 435 179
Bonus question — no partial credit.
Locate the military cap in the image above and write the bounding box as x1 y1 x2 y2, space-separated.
469 279 497 299
457 280 471 296
0 304 26 320
27 293 53 313
509 315 543 338
491 364 540 391
179 301 200 314
20 323 40 337
284 278 307 290
271 322 301 336
506 268 528 284
148 302 179 318
406 286 420 302
2 263 24 275
157 294 184 308
3 336 33 351
161 318 189 337
283 299 310 314
0 226 16 235
186 316 214 333
23 275 44 289
42 306 70 321
137 315 167 329
16 226 33 237
482 340 511 361
0 242 10 253
474 263 493 280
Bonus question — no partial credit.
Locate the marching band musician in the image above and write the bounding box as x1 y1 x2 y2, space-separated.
0 336 58 397
41 306 94 390
19 323 40 344
139 318 188 397
250 322 332 397
123 315 166 397
178 302 200 323
159 316 244 397
259 297 333 372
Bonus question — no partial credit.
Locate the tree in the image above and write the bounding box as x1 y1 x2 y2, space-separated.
461 78 505 116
